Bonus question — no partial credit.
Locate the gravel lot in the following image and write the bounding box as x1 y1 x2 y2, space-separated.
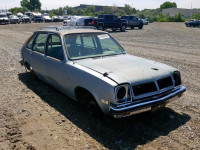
0 22 200 150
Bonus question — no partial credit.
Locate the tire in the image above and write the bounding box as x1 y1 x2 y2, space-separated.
87 99 102 117
25 63 37 79
130 26 134 29
112 28 117 32
76 88 102 117
138 24 143 29
120 25 126 32
97 25 104 31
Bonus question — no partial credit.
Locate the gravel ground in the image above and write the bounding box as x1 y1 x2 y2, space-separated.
0 22 200 150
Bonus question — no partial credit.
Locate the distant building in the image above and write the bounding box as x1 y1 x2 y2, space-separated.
162 8 200 19
73 4 123 12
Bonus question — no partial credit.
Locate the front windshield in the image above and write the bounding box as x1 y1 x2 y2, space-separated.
10 15 17 18
0 14 7 18
65 33 125 59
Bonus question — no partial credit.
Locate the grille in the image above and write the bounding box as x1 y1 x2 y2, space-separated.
133 82 157 96
157 77 173 89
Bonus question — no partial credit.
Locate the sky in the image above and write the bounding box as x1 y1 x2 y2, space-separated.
0 0 200 10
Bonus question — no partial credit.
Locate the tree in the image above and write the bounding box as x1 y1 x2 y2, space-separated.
83 6 96 16
122 4 136 15
102 6 113 14
20 0 41 11
8 7 28 14
160 1 177 10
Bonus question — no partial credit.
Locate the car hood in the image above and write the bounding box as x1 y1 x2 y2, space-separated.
74 54 177 84
43 16 51 19
0 17 8 20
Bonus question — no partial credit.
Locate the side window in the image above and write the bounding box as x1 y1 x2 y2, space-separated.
46 34 64 60
33 33 47 53
27 34 36 49
129 16 134 20
106 15 114 20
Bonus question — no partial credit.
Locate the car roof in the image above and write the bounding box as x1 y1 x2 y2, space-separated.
37 26 107 36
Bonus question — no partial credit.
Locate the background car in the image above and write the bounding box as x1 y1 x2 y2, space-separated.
58 16 64 22
121 15 143 29
76 16 94 26
52 16 59 22
42 13 52 22
92 14 127 32
0 13 9 25
185 20 200 27
21 15 31 23
33 15 43 23
9 15 20 24
141 18 149 25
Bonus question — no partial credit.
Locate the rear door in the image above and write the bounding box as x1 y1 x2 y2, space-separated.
105 15 115 28
133 16 139 26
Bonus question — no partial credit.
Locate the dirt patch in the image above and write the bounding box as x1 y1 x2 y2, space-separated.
0 22 199 149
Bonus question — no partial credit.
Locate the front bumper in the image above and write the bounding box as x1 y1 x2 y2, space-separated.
0 20 9 24
109 86 186 118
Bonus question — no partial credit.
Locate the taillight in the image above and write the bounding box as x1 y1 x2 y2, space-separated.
92 20 95 25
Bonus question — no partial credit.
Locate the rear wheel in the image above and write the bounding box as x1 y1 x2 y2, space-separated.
97 25 104 31
25 62 37 78
112 28 117 32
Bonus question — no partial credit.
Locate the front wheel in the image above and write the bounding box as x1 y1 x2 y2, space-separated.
138 24 143 29
87 100 102 117
120 25 126 32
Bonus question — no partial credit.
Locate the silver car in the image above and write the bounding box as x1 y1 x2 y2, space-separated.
20 26 186 118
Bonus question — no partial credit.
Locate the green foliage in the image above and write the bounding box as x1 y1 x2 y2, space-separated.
122 4 136 15
8 7 28 14
137 9 160 20
51 7 64 16
191 12 200 19
49 4 136 17
160 1 177 10
83 6 96 16
20 0 41 11
157 12 184 22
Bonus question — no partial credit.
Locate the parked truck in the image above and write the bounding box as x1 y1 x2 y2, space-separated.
121 16 144 29
92 14 128 32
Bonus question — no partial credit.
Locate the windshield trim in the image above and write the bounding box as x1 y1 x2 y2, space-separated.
64 33 126 60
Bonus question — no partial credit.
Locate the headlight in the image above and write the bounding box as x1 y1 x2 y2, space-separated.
173 71 182 86
115 84 132 103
